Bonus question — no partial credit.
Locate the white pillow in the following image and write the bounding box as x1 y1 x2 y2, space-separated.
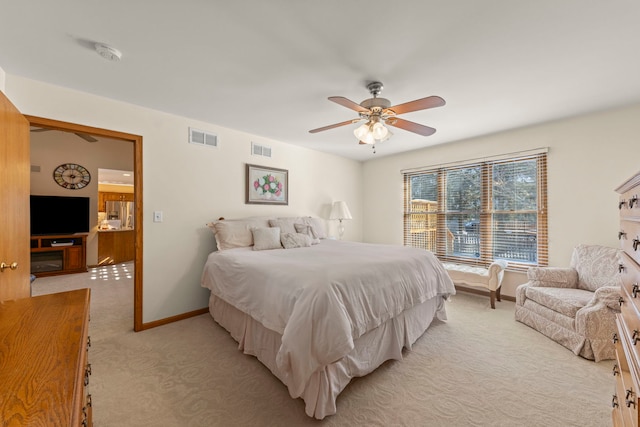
293 223 320 244
252 227 282 251
206 218 271 251
281 232 312 249
268 218 300 235
302 217 327 239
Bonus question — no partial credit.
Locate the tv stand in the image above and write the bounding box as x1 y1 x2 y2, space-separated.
30 234 88 277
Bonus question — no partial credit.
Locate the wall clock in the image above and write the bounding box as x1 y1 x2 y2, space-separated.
53 163 91 189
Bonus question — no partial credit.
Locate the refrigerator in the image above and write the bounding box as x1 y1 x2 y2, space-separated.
105 201 135 229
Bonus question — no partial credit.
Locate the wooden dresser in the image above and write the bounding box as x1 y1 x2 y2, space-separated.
613 170 640 426
0 289 92 426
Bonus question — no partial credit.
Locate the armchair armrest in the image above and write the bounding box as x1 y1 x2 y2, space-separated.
589 286 622 311
527 267 578 288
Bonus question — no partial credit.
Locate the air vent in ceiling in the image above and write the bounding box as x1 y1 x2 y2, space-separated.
252 142 272 158
189 128 218 148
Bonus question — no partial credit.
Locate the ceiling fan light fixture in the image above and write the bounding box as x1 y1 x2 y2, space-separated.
360 132 376 145
353 122 371 140
372 122 388 139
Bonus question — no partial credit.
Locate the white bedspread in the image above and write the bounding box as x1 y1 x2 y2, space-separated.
200 239 455 398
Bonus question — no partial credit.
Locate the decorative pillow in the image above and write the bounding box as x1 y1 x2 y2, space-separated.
268 218 300 235
251 227 282 251
302 217 327 239
280 232 312 249
293 223 320 244
206 218 271 250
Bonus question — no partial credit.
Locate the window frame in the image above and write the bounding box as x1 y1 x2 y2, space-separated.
402 151 548 272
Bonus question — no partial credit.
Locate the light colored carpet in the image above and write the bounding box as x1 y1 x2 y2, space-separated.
32 265 614 427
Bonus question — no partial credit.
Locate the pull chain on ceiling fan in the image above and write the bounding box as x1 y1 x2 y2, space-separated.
309 81 445 151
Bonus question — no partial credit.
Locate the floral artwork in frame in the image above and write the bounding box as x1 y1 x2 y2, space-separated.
246 164 288 205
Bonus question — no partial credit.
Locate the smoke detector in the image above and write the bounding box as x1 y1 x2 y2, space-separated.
95 43 122 62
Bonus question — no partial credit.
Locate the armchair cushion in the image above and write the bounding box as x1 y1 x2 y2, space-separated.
525 287 594 318
527 267 578 288
571 244 621 291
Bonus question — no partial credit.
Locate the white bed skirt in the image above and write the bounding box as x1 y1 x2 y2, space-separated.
208 293 448 419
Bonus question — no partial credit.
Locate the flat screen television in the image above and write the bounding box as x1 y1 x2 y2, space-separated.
30 195 91 235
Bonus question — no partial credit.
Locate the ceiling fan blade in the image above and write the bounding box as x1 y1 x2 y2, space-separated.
386 117 437 136
75 133 98 142
309 119 358 134
386 96 445 115
328 96 370 113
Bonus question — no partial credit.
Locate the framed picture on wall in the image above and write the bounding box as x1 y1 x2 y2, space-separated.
246 164 288 205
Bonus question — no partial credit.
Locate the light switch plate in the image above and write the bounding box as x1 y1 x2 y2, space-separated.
153 211 163 222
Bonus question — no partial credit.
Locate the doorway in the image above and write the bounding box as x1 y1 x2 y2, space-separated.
26 115 144 332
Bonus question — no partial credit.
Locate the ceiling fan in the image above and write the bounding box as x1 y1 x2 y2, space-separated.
309 81 445 146
30 127 98 143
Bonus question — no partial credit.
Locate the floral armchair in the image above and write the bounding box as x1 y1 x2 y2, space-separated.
515 244 622 361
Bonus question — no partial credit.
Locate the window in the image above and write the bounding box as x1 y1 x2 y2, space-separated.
403 151 547 271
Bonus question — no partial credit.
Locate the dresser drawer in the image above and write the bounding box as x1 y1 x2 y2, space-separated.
621 221 640 267
621 253 640 297
619 189 640 220
615 315 640 426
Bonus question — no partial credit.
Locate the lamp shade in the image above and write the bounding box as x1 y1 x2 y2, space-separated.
330 201 352 220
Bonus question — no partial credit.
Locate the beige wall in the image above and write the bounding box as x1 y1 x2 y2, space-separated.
30 132 133 265
362 104 640 297
6 74 363 323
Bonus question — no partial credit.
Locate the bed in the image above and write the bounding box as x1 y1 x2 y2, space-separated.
201 216 456 419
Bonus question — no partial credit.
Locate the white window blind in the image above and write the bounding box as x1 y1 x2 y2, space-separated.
403 152 548 271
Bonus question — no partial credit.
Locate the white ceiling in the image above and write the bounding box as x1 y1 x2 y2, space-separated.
2 1 640 161
98 168 134 186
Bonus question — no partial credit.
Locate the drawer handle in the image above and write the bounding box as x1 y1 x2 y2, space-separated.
631 195 638 208
634 330 640 345
613 364 620 376
619 231 627 240
84 363 92 386
619 296 625 306
634 283 639 298
613 394 619 408
613 333 619 344
620 264 626 273
626 389 636 408
634 238 640 251
620 200 627 209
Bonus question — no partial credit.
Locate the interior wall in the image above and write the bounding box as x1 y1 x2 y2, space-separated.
30 132 133 265
362 103 640 298
6 74 363 323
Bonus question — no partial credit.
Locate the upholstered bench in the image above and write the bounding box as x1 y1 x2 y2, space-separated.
442 260 508 309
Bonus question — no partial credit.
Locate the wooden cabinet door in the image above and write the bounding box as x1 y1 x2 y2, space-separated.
65 246 83 270
0 91 30 301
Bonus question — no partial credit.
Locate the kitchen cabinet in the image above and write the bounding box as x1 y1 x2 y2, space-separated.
98 230 135 265
98 191 134 212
